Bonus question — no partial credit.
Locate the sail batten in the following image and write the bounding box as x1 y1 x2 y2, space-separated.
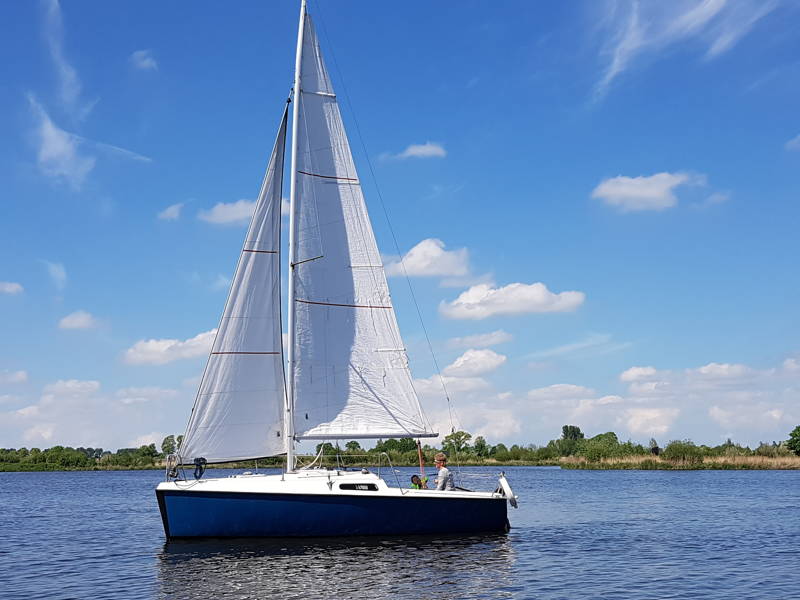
290 15 434 441
178 108 289 465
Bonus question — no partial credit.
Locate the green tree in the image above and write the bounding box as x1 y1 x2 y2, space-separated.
161 435 176 456
315 442 336 455
374 438 416 453
345 440 362 452
473 436 489 457
662 440 704 464
787 425 800 456
176 435 184 451
561 425 584 441
443 431 472 453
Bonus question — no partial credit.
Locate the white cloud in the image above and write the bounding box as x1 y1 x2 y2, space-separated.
0 370 28 384
130 49 158 71
281 198 291 217
0 282 23 295
158 202 184 221
620 366 658 382
386 142 447 160
444 403 521 441
41 260 67 291
621 407 680 436
708 403 789 432
447 330 513 349
24 423 56 443
690 362 752 379
627 381 672 397
783 358 800 372
595 1 777 98
572 395 624 419
58 310 98 330
443 349 507 377
198 200 254 225
28 94 95 189
440 282 585 320
124 329 216 365
385 238 469 278
0 378 188 450
592 172 703 212
785 134 800 151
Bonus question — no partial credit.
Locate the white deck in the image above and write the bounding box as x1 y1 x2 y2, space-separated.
157 468 505 502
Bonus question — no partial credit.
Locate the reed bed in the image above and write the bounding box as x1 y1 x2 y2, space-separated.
560 454 800 470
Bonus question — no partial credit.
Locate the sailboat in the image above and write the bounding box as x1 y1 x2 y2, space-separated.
156 0 517 539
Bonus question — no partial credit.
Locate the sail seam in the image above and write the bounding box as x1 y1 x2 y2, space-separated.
297 169 359 182
296 299 392 309
242 249 278 254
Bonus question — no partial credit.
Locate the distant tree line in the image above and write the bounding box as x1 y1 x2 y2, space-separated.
2 425 799 470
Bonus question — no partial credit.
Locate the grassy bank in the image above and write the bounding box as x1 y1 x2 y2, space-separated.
4 455 800 471
559 455 800 470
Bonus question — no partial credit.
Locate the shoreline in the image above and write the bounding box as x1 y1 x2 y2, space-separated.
3 455 799 472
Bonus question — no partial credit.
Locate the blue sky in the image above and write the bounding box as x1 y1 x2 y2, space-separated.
1 0 799 451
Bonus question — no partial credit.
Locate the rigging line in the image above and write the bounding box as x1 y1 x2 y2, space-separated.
311 0 455 436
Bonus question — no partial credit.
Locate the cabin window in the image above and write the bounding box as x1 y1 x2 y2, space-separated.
339 483 378 491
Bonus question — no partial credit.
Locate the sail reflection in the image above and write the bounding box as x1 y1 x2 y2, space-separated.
157 534 516 599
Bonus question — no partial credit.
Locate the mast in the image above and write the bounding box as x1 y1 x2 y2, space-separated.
285 0 306 472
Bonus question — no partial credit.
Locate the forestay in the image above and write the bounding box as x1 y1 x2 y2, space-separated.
180 109 289 463
291 15 434 440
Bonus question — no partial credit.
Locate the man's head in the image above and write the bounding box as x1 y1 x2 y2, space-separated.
434 452 447 467
411 475 421 485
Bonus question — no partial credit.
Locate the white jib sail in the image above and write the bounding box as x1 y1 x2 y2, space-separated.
291 15 435 440
180 108 289 463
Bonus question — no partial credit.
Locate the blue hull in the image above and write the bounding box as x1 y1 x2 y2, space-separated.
157 489 508 538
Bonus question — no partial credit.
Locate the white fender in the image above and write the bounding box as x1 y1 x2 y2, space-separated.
498 473 518 508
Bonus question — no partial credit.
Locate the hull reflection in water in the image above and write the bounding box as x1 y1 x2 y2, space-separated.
158 534 516 600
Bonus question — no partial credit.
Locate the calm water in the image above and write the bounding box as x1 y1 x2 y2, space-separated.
1 467 798 599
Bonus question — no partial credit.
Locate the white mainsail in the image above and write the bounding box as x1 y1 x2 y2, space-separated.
180 109 289 463
290 15 435 440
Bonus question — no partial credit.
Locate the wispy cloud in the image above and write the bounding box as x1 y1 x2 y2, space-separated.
43 0 95 120
130 49 158 71
28 94 95 189
527 333 630 360
594 0 778 99
785 133 800 151
447 330 513 349
158 202 184 221
58 310 98 330
382 142 447 160
28 94 150 189
0 282 24 295
41 260 67 291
